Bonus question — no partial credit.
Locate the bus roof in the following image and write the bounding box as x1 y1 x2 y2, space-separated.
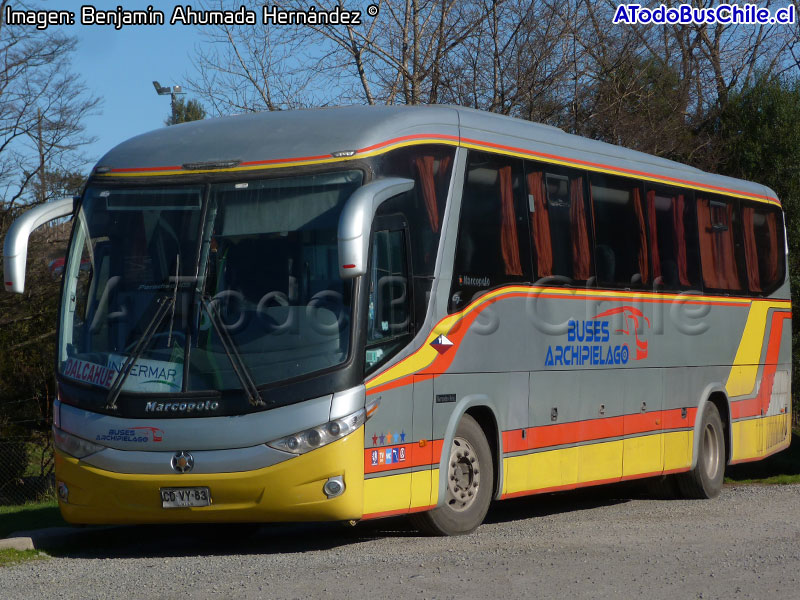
94 105 778 205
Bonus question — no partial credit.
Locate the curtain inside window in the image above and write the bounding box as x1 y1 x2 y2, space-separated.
570 177 592 280
646 191 661 282
697 198 740 290
415 155 440 233
765 211 780 284
633 188 649 283
499 166 522 276
742 206 761 291
673 194 690 286
527 171 552 277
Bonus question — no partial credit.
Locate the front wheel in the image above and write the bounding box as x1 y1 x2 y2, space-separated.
411 414 494 535
677 402 725 499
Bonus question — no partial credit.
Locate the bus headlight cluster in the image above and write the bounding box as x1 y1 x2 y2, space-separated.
267 408 365 455
53 426 105 459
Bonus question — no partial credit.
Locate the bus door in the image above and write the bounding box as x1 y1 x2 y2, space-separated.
363 216 419 516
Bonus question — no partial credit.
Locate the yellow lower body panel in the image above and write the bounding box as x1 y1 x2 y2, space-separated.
503 431 694 497
363 469 438 518
55 428 365 525
732 413 791 463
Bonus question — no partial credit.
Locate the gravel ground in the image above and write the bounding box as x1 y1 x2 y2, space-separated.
1 483 799 599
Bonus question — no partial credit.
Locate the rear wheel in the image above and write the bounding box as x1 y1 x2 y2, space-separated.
677 402 725 499
411 414 493 535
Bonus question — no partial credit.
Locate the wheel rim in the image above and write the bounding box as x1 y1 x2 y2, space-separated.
446 436 481 512
702 422 720 480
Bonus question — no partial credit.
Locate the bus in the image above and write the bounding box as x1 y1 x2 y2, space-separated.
3 105 791 535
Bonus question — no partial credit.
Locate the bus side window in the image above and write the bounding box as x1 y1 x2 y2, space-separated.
696 197 745 292
449 151 531 312
741 202 785 294
526 162 593 284
365 226 413 372
590 174 650 288
644 186 702 290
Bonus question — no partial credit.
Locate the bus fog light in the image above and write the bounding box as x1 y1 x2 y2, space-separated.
323 476 345 498
57 481 69 502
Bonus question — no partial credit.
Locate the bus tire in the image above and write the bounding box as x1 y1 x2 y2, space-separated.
677 402 725 499
411 414 493 536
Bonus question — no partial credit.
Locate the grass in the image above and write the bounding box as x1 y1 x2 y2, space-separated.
725 429 800 485
0 548 48 567
0 500 66 538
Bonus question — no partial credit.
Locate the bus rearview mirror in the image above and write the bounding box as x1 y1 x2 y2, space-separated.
3 197 75 294
337 177 414 279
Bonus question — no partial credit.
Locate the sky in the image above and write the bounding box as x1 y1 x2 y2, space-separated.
68 4 206 170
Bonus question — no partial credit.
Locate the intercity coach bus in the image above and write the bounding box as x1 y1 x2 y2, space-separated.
3 106 791 535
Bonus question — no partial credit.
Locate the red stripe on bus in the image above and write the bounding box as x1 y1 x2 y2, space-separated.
366 286 789 395
104 132 779 203
501 407 697 454
730 310 791 420
364 439 444 474
459 135 777 203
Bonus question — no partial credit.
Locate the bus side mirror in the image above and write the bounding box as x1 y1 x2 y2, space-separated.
3 197 75 294
337 178 414 279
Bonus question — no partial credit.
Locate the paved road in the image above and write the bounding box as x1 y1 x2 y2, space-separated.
1 483 798 599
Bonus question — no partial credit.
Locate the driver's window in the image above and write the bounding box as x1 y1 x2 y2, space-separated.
365 227 412 372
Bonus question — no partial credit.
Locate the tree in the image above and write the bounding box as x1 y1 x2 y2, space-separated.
0 0 99 232
714 75 800 418
165 97 207 126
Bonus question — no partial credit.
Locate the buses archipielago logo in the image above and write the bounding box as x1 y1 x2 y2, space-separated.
544 305 651 367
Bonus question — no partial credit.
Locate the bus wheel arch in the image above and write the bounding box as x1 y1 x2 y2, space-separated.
412 397 502 535
691 386 732 471
681 388 729 499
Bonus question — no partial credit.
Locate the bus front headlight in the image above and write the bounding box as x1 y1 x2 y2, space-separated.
53 426 105 459
267 408 365 455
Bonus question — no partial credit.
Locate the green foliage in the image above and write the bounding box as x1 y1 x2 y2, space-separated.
0 549 48 567
165 97 207 126
0 500 62 538
714 75 800 416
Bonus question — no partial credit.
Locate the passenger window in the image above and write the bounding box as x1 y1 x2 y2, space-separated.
644 186 702 290
526 163 593 283
590 175 649 287
741 203 785 293
365 225 412 372
697 197 744 291
450 152 531 312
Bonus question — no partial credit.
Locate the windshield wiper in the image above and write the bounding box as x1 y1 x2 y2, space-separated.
105 295 175 410
200 295 265 407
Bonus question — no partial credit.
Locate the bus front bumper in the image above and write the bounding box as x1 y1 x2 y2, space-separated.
54 428 365 525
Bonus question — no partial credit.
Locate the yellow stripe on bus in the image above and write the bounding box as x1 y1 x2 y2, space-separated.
367 287 776 392
725 301 789 398
97 136 780 207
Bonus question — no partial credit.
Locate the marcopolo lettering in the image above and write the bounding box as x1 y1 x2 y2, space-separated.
145 400 220 413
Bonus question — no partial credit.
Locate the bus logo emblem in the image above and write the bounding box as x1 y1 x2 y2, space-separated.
171 451 194 474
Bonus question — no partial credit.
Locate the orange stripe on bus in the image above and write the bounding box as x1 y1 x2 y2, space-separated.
364 439 444 474
730 310 791 420
500 407 697 454
102 132 779 204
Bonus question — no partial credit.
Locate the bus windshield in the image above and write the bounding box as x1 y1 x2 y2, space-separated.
58 170 363 395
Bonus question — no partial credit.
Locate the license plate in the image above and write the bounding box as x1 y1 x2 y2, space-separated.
160 487 211 508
